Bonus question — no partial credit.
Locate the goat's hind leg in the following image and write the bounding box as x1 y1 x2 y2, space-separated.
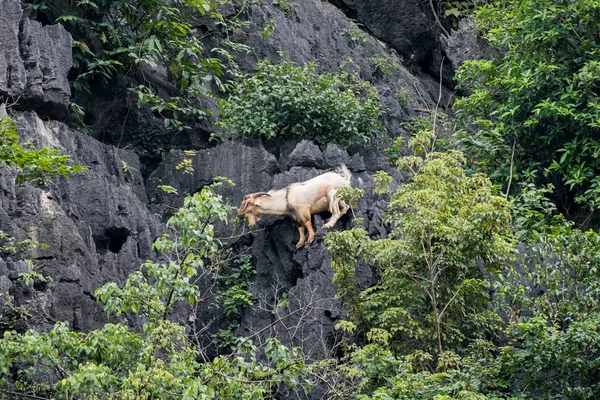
296 224 306 248
295 209 316 248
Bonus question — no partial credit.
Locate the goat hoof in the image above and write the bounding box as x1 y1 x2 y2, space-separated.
296 242 305 248
323 223 333 229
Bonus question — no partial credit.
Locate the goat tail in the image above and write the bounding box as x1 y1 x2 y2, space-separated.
335 164 352 183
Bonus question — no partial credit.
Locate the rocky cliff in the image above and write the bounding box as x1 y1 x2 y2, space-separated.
0 0 489 376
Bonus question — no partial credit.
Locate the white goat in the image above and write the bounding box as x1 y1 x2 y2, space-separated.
236 166 352 248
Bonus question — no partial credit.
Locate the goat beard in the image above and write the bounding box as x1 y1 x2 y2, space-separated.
245 215 258 227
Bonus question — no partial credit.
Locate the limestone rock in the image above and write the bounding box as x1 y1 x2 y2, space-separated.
0 0 72 119
441 18 497 70
0 111 164 331
287 141 325 169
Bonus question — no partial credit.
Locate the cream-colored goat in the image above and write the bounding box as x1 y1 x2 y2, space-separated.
236 166 351 248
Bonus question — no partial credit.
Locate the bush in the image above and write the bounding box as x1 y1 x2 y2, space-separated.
0 116 86 184
27 0 241 132
0 182 311 399
218 60 385 147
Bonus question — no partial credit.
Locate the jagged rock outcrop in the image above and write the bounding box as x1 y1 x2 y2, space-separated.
0 111 164 331
227 0 452 130
0 0 72 120
144 138 394 359
441 18 497 71
85 0 452 152
329 0 440 65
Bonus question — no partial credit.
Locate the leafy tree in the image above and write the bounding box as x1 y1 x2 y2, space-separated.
454 0 600 212
0 181 311 399
324 156 600 399
326 129 514 356
218 59 384 147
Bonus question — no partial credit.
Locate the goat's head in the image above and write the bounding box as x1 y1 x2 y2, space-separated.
236 192 271 226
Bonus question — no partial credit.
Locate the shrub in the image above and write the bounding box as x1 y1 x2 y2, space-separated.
0 116 86 184
218 60 385 147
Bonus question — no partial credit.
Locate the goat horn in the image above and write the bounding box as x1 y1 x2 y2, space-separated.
253 192 271 198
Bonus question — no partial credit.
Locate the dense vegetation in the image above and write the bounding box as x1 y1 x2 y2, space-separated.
3 0 600 398
454 0 600 216
1 180 312 398
218 59 384 147
325 127 600 399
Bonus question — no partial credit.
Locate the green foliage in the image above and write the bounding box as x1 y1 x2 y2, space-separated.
0 116 86 184
509 183 558 240
260 18 277 39
454 0 600 210
326 130 514 355
395 88 412 107
217 256 255 320
342 26 368 45
430 0 490 29
442 0 487 20
18 260 53 287
0 181 311 398
121 160 137 177
497 223 600 331
0 113 81 333
369 54 394 77
26 0 246 132
218 59 385 147
95 180 232 321
335 186 364 210
325 149 600 399
158 184 178 194
330 325 497 399
214 255 255 349
0 231 46 255
272 0 295 16
483 222 600 398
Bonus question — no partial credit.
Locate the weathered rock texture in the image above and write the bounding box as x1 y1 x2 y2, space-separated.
330 0 440 65
0 0 72 120
0 111 164 331
222 0 453 133
143 138 395 361
441 18 497 71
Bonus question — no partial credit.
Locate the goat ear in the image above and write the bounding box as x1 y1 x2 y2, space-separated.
238 198 253 215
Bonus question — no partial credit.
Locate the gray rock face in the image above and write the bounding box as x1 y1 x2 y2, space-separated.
0 0 26 99
0 111 164 332
331 0 440 65
0 1 487 396
441 18 497 70
0 0 72 119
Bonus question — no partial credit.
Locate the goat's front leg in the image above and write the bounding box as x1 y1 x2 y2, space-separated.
323 198 349 229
